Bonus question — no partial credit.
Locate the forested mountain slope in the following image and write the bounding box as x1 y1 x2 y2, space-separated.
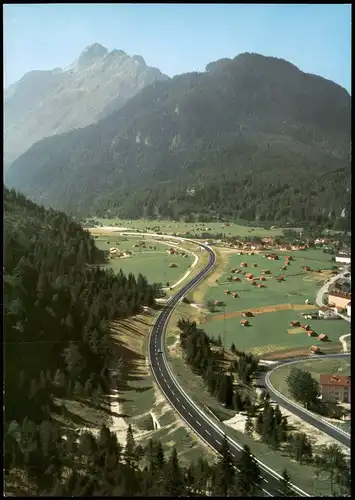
4 43 169 166
6 53 351 226
3 187 163 493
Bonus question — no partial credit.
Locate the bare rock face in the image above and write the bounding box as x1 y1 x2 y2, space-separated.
4 43 169 166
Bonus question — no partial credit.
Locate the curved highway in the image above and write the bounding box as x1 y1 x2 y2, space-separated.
261 354 351 449
148 242 310 497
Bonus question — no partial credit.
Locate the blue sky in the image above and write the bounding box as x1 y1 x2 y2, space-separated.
4 3 351 92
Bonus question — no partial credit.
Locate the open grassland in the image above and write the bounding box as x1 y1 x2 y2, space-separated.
94 234 194 285
201 248 346 355
203 310 347 355
86 217 292 237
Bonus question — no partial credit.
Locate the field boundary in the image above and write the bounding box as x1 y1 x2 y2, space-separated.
207 303 317 321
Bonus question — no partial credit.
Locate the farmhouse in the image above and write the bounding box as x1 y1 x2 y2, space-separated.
232 277 241 282
240 262 248 267
169 263 178 268
245 273 254 279
241 320 249 326
318 307 338 319
232 292 239 298
303 266 311 271
309 345 321 355
317 334 328 341
268 254 279 260
319 375 351 403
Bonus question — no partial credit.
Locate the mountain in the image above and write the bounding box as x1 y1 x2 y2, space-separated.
4 43 169 166
6 53 351 226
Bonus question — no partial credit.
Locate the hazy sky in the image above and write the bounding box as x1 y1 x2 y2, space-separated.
4 3 352 92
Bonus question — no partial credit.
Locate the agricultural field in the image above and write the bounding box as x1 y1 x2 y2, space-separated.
202 248 347 355
93 234 195 285
85 217 293 237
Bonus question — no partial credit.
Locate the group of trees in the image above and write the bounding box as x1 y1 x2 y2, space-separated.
4 187 162 494
286 368 320 409
245 391 350 495
177 319 259 411
4 415 295 497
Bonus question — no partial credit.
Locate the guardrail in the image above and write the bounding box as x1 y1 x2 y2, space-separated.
265 357 351 444
148 241 310 497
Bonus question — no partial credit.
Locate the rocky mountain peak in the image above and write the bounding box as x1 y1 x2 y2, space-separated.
77 43 109 70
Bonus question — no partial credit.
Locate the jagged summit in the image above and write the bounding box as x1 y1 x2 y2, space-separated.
4 44 169 165
77 43 109 70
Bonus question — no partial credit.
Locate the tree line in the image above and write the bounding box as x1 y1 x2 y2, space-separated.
4 187 162 493
5 418 295 497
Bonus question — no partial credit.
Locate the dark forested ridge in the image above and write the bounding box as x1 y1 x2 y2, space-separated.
6 52 351 225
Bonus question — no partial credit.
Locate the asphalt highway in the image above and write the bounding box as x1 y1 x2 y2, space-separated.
148 242 310 497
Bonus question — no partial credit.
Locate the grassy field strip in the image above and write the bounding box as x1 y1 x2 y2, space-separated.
151 238 199 289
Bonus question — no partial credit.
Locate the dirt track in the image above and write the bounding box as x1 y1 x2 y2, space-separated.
207 303 317 322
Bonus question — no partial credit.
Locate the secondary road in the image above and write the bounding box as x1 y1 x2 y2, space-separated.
148 240 310 497
260 354 351 449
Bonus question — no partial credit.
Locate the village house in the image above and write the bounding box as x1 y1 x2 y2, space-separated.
309 345 321 355
318 307 338 319
319 374 351 403
317 334 328 342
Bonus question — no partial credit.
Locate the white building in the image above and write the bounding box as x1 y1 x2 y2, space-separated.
346 301 351 317
318 307 338 319
336 255 351 264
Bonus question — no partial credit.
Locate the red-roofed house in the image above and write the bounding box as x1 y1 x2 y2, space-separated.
319 375 351 403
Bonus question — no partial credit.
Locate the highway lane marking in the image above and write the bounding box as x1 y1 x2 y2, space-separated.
262 488 272 496
205 430 211 436
182 404 186 410
263 478 269 483
196 421 201 426
176 397 180 402
216 439 222 445
188 412 193 418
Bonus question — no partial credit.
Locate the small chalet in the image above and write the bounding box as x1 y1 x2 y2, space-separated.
309 345 320 355
318 307 337 320
317 334 328 341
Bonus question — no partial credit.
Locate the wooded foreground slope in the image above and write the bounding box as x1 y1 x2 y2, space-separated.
6 53 351 225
